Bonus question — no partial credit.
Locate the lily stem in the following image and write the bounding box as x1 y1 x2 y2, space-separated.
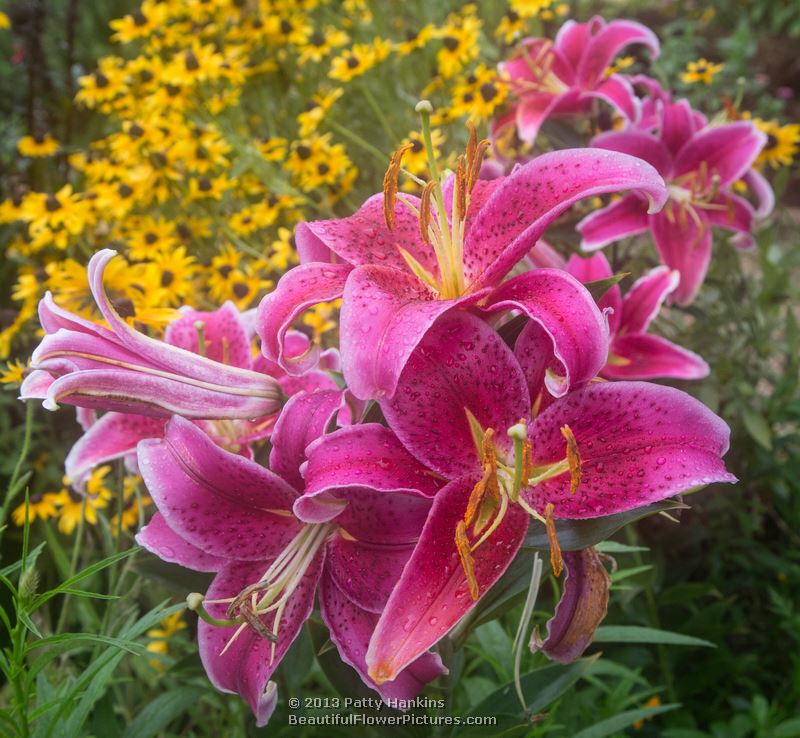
0 402 35 547
56 498 87 634
512 552 543 715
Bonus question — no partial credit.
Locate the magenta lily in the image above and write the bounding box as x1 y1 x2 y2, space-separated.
317 311 735 683
565 252 709 380
496 16 659 144
136 394 445 726
578 105 767 304
21 249 285 419
259 146 667 400
63 301 338 490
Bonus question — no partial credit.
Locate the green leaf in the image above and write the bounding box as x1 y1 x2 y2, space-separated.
741 408 772 450
595 541 649 554
453 656 599 736
0 542 47 578
610 564 653 583
583 272 629 303
120 687 207 738
524 500 687 551
593 625 715 648
773 717 800 738
571 704 679 738
26 633 142 657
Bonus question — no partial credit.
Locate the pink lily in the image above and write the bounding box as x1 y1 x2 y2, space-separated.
136 396 446 726
496 16 660 144
578 104 767 304
259 139 667 401
64 301 338 490
21 249 285 419
317 310 735 683
565 252 709 380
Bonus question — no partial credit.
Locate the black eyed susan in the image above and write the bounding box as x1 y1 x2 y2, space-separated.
752 118 800 169
17 134 60 158
681 58 724 84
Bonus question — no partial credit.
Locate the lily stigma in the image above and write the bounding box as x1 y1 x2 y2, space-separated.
191 522 335 660
456 413 582 598
382 101 489 300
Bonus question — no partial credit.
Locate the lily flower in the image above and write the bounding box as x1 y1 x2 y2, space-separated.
136 394 445 726
565 252 709 380
496 16 660 144
20 249 285 419
578 104 767 304
63 302 338 490
312 310 734 683
259 117 667 401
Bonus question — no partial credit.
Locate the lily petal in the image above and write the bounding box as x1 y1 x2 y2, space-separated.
339 265 487 400
565 253 622 336
576 18 659 86
620 265 679 334
577 193 650 252
705 193 756 251
257 262 351 376
464 149 667 291
199 555 323 727
661 100 700 157
320 569 447 702
525 381 736 518
605 333 709 380
589 75 639 122
136 512 225 572
591 130 672 175
366 475 529 684
165 302 252 369
530 547 610 663
485 269 609 398
138 417 301 560
380 311 529 478
65 411 166 490
742 168 775 219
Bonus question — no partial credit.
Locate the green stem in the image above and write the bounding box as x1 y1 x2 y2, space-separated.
0 402 35 548
56 499 87 634
362 83 398 142
512 552 543 714
327 119 388 164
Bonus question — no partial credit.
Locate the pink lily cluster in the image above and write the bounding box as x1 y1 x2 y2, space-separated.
497 16 772 305
19 19 743 726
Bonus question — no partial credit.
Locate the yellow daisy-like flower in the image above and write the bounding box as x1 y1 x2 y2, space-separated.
17 134 61 158
257 136 288 162
605 55 635 77
435 12 481 79
399 129 445 178
0 11 11 29
146 611 187 671
12 492 61 527
268 227 299 272
297 88 343 138
681 58 724 85
53 465 112 535
450 64 508 121
109 1 168 44
510 0 556 18
394 24 436 57
495 10 526 45
297 26 350 64
149 247 198 305
1 359 27 386
329 41 387 82
752 118 800 169
304 299 340 339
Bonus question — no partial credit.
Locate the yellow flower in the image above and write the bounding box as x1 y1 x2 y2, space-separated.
0 11 11 30
495 10 526 45
297 26 350 64
146 611 187 671
303 299 340 338
257 136 288 162
633 695 662 729
450 65 508 121
605 55 635 77
12 492 61 527
126 217 179 260
435 12 481 79
149 247 198 305
329 40 388 82
1 359 27 386
399 129 445 178
510 0 557 18
110 1 168 44
752 118 800 169
268 228 299 272
284 134 353 192
297 88 343 137
17 134 60 158
394 24 436 56
53 465 112 535
681 58 724 85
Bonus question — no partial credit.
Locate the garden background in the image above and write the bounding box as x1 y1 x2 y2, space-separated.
0 0 799 736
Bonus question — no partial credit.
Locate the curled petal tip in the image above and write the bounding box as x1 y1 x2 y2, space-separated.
368 663 395 685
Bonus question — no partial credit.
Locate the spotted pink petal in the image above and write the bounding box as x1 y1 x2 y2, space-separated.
297 424 439 544
515 93 563 144
339 265 487 400
257 262 351 376
295 194 439 276
380 311 530 478
165 302 252 369
620 265 679 334
554 20 591 76
319 570 447 702
365 475 529 684
565 253 622 336
136 512 225 572
199 554 323 727
524 381 736 519
527 239 566 270
605 333 709 380
325 536 414 614
530 547 610 663
577 193 650 252
484 269 609 398
650 209 712 306
269 389 344 490
705 193 756 251
464 149 667 291
673 122 767 188
65 411 166 491
592 130 672 175
138 416 301 560
576 18 660 87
